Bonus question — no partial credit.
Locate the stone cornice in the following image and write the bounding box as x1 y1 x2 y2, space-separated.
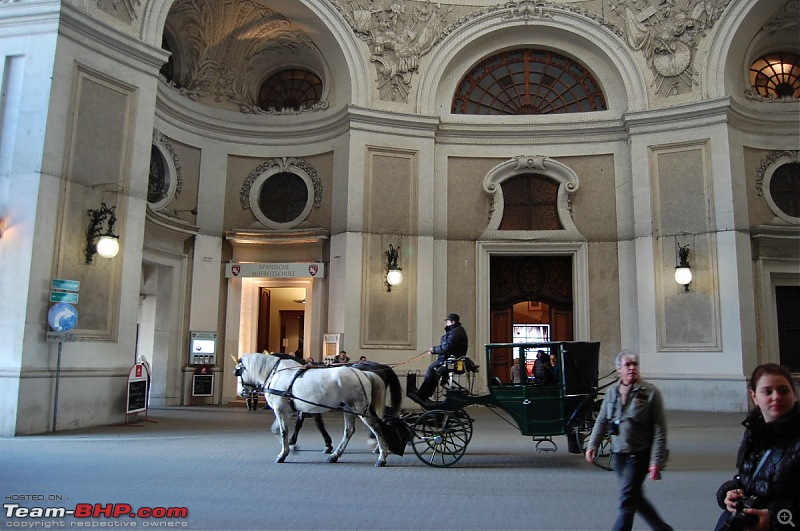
0 0 60 36
347 106 439 139
59 2 168 76
624 97 732 136
727 100 800 137
436 114 627 145
155 83 352 145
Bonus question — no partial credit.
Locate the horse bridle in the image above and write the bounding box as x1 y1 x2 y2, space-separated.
235 361 263 398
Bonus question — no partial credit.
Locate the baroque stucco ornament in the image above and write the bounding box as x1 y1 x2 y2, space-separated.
331 0 730 101
163 0 320 113
332 0 453 102
608 0 731 96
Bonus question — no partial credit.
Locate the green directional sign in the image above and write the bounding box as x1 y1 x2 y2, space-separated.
51 279 80 292
50 291 79 304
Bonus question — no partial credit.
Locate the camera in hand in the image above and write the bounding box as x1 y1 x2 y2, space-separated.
724 496 759 530
609 420 621 435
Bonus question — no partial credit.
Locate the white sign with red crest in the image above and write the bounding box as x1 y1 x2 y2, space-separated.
225 262 326 279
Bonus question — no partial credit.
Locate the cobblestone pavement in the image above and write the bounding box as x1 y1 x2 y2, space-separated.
1 405 743 530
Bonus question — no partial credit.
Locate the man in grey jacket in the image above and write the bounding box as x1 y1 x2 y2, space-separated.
585 350 672 531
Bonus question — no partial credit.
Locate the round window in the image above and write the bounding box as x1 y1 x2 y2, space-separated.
258 172 309 224
768 162 800 220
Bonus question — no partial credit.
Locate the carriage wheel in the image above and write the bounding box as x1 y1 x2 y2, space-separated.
411 410 469 468
455 409 473 444
574 407 613 471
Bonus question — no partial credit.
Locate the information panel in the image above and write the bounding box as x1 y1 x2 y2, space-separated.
126 363 149 414
193 374 214 396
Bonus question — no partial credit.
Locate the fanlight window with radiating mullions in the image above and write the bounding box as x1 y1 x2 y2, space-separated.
259 69 323 112
452 49 607 115
749 52 800 99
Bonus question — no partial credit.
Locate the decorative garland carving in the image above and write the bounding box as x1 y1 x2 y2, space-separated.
239 100 331 115
150 130 183 205
240 157 322 210
755 150 799 197
164 0 318 112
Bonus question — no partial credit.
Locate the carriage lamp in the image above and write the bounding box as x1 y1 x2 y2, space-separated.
674 244 692 292
85 202 120 263
385 244 403 291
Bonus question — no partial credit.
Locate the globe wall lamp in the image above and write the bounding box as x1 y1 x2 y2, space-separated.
85 202 120 264
674 243 692 292
385 244 402 291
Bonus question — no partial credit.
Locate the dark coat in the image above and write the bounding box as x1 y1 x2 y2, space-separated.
431 322 468 361
716 403 800 529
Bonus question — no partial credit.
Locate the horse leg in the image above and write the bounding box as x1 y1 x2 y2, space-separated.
288 412 305 447
361 416 389 467
273 409 291 464
313 413 334 454
327 413 356 463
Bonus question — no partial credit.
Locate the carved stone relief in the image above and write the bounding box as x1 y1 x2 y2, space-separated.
162 0 323 113
330 0 732 101
97 0 141 23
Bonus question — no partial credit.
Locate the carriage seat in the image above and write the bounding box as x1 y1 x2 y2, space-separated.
437 356 479 376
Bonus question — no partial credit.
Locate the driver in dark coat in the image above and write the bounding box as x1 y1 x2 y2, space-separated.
416 313 468 402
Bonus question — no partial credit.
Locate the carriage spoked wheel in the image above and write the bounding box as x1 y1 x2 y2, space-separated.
574 406 613 471
454 408 474 444
411 409 470 468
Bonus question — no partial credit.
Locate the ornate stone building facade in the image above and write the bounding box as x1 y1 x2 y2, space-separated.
0 0 798 434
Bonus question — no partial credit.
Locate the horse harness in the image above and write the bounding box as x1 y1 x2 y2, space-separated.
268 366 373 417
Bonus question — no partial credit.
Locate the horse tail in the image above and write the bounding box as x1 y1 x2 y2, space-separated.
365 372 386 419
383 366 403 417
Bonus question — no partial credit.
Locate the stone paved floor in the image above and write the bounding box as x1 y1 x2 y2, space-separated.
1 405 743 530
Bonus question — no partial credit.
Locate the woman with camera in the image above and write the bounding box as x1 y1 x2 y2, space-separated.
715 363 800 531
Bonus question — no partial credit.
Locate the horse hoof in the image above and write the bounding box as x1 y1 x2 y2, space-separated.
327 455 339 463
324 446 333 454
375 460 386 467
276 456 286 463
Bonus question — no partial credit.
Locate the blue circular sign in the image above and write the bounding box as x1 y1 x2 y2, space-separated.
48 303 78 332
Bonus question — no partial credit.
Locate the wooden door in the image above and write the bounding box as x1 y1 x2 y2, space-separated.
491 307 513 383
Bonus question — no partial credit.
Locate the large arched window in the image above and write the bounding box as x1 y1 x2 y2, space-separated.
452 49 606 115
749 52 800 99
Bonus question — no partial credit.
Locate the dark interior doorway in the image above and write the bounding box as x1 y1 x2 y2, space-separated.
280 310 305 356
489 255 573 383
257 287 270 353
776 285 800 372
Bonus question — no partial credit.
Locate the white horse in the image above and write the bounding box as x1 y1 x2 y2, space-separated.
235 353 395 467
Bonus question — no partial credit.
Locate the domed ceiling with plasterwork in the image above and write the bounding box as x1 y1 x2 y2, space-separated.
160 0 327 114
